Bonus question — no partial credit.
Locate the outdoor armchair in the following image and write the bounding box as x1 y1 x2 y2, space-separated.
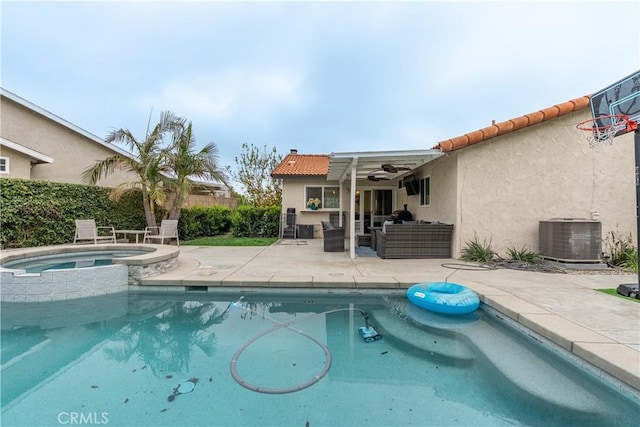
321 221 345 252
73 219 116 244
143 219 180 245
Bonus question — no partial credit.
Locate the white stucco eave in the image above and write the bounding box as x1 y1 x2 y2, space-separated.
0 137 54 164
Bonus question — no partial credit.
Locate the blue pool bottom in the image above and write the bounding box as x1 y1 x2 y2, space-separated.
1 292 637 427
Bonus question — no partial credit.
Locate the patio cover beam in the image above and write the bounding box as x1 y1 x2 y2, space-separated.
327 149 443 181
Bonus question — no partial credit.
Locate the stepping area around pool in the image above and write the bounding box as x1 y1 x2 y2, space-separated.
133 239 640 396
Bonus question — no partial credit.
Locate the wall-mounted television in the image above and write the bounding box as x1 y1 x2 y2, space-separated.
403 175 420 196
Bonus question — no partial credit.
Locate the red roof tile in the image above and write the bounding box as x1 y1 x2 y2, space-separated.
434 95 591 152
272 153 330 177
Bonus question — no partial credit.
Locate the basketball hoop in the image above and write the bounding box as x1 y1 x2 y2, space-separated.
576 114 638 148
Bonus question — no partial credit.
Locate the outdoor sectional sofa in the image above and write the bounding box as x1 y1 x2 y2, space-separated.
375 223 454 259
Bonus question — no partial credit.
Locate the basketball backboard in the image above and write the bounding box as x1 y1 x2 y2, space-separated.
589 70 640 136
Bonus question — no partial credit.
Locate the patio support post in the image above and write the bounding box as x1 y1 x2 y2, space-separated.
349 157 358 259
634 129 639 286
338 179 344 228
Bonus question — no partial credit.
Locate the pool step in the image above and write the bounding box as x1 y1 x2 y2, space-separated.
369 308 476 365
395 299 608 414
462 320 608 414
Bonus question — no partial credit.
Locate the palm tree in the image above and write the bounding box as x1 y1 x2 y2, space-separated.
165 120 227 220
82 111 181 227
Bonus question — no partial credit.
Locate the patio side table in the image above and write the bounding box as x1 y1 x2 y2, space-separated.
115 230 146 244
369 227 382 251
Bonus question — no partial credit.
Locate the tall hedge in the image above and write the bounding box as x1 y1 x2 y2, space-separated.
0 178 281 248
0 178 145 248
231 205 280 237
178 206 233 241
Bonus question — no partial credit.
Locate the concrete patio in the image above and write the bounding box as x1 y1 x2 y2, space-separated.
136 239 640 397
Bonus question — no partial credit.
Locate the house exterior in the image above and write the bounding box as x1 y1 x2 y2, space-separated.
273 95 636 259
1 88 139 187
0 88 233 203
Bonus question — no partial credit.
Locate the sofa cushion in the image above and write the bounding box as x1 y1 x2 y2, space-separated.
321 221 334 231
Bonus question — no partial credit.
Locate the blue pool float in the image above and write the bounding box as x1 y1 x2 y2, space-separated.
407 282 480 315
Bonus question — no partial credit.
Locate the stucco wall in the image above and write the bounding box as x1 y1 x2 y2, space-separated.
426 108 636 257
281 177 345 238
0 145 32 179
1 96 137 187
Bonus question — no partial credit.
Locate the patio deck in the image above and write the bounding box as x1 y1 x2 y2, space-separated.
136 239 640 395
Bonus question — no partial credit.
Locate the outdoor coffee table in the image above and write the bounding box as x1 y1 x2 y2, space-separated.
115 229 146 244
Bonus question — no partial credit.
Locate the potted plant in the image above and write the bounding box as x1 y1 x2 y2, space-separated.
306 198 321 210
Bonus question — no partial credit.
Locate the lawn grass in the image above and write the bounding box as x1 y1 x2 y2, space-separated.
182 236 278 246
595 288 640 303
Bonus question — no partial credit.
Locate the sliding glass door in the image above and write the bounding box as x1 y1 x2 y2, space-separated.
355 188 393 234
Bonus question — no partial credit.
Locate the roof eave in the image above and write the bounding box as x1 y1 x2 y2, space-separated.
0 137 54 164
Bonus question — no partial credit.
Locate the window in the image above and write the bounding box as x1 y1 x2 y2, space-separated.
0 157 8 174
419 176 430 206
305 186 340 209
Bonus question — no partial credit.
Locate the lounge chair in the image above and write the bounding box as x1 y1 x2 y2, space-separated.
321 221 344 252
73 219 116 244
143 219 180 245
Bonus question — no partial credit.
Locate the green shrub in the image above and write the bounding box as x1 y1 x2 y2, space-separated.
460 235 495 263
604 229 638 272
231 205 280 237
178 206 232 241
615 245 638 272
505 245 542 263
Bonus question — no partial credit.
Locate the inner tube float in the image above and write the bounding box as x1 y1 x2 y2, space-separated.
407 282 480 315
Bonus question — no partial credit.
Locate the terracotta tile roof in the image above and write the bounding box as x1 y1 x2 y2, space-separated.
272 153 330 177
434 95 591 152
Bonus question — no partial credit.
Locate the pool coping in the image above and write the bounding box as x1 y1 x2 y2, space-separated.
0 243 178 266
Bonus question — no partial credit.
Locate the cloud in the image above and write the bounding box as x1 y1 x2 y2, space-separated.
138 67 305 125
427 2 639 92
2 0 639 165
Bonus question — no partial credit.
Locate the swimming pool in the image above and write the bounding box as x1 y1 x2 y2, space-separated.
1 291 638 426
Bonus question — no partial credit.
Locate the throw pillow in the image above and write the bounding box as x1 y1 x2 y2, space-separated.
322 221 334 231
382 220 394 234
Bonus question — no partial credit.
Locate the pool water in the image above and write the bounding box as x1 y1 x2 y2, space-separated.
1 292 638 426
2 250 144 273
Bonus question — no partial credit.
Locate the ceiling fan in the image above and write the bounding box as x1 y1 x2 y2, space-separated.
381 163 412 173
367 174 390 182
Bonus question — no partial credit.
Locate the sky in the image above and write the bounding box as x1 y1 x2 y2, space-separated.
2 0 639 180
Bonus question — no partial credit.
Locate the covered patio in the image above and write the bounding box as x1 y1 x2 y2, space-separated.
326 149 443 258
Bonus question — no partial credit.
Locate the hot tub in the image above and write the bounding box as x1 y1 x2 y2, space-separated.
0 244 179 302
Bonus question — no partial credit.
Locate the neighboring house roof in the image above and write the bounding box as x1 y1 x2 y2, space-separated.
1 88 135 160
163 170 228 190
0 137 54 164
434 95 591 153
271 152 330 177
